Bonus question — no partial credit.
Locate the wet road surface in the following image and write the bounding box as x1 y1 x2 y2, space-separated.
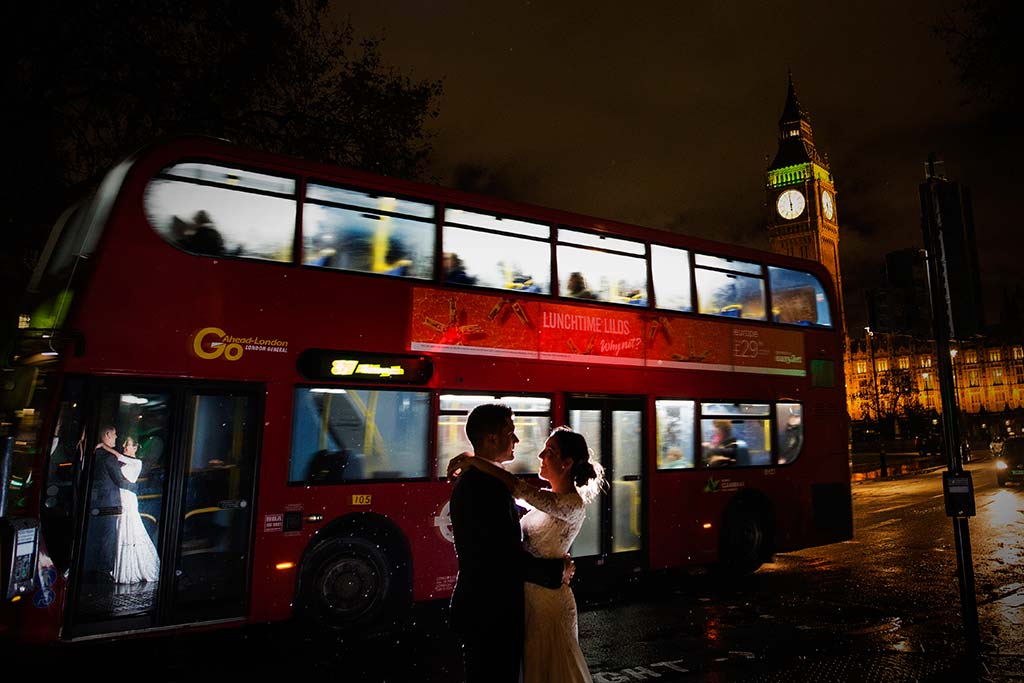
9 457 1022 681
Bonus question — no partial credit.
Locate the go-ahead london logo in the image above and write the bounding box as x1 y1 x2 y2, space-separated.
191 326 289 362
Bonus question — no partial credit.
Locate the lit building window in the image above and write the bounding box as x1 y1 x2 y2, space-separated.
876 359 888 373
1013 346 1023 360
968 370 980 387
965 350 977 364
856 361 867 374
898 356 910 370
989 350 1002 362
919 356 932 368
993 368 1004 385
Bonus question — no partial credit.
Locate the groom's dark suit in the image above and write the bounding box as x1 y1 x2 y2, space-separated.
86 446 132 580
449 466 564 683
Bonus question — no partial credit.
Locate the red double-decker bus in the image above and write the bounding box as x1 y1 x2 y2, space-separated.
1 136 850 643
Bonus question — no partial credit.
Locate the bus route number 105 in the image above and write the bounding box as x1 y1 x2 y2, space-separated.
351 494 372 506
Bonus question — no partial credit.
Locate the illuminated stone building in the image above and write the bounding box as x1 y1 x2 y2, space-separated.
845 333 1024 439
844 166 1023 439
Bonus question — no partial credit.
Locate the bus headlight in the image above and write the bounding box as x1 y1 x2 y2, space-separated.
995 460 1008 471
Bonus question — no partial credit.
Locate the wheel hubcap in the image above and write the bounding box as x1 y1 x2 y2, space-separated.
322 556 380 615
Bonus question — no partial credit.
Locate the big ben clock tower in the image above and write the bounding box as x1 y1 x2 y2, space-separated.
766 74 846 334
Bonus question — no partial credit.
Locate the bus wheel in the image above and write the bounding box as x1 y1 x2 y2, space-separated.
301 536 405 633
721 500 770 574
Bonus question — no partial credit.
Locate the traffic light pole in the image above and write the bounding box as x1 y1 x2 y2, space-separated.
920 179 980 654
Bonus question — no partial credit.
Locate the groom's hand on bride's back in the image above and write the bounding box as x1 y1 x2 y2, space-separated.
562 555 575 585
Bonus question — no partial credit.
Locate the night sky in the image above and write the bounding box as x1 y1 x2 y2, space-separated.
337 0 1020 332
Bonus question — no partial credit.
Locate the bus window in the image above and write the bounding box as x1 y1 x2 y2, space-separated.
768 266 833 327
144 162 296 261
699 403 771 467
436 394 552 477
651 245 692 312
305 184 435 279
556 245 647 305
442 209 551 293
694 254 766 320
289 387 430 483
775 403 804 464
655 400 696 469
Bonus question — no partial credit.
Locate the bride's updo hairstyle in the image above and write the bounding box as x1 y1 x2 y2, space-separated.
549 426 606 503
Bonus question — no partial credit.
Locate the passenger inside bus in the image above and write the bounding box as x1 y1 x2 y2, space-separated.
703 420 741 467
661 446 689 468
567 271 597 300
778 410 803 464
172 210 226 256
443 252 477 285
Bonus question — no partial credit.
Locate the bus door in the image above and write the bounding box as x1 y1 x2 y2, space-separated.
65 381 261 638
566 396 644 570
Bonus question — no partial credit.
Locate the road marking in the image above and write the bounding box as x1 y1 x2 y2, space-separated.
592 659 689 681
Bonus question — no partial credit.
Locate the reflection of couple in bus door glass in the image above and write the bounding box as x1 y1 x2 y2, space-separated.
447 403 604 682
91 426 160 584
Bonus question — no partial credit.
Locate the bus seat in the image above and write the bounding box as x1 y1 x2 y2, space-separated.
733 440 750 466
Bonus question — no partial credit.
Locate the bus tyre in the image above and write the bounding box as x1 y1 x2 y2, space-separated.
721 501 770 574
301 536 407 633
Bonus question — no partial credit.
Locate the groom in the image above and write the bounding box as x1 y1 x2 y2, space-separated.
448 403 573 683
86 426 127 582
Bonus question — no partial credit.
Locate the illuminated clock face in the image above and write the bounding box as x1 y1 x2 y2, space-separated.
776 189 806 220
822 190 835 220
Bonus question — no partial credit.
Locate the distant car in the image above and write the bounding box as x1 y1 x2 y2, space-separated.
995 436 1024 487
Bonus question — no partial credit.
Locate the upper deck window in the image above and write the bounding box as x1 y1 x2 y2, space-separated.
557 228 647 305
145 162 296 262
442 209 551 293
767 266 833 327
651 244 692 312
305 183 435 279
694 254 766 320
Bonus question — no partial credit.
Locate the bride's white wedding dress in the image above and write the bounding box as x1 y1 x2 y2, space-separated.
113 456 160 584
514 479 592 683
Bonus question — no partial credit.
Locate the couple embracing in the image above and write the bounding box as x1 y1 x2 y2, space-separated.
447 403 604 683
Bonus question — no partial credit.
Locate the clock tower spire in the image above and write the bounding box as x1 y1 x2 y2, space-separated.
766 72 846 334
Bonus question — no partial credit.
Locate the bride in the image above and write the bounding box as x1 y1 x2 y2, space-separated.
449 426 604 683
113 436 160 584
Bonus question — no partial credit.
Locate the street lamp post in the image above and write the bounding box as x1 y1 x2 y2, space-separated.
865 327 887 477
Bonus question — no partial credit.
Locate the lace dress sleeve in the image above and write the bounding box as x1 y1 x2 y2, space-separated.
117 456 143 483
513 479 584 524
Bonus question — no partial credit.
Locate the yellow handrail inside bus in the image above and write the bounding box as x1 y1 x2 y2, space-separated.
185 506 221 520
371 197 404 273
341 390 385 459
